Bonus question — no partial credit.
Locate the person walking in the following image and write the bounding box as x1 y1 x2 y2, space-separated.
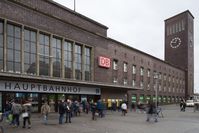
22 102 32 129
11 99 22 127
91 102 97 120
41 101 50 125
146 101 158 122
65 100 72 123
121 102 127 116
58 100 65 124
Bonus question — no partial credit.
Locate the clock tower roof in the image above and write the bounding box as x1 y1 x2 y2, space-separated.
164 10 194 22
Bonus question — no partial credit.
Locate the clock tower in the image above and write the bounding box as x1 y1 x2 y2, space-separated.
165 10 194 99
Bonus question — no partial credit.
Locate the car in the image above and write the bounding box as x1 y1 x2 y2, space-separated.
186 100 194 107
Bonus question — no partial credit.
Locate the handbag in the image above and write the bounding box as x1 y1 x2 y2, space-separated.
22 112 29 118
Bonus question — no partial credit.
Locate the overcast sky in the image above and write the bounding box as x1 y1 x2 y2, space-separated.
54 0 199 93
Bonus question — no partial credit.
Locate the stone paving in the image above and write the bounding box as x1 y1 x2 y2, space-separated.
2 105 199 133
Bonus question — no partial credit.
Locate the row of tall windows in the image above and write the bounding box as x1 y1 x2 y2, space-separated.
0 22 92 81
167 20 185 36
112 60 185 92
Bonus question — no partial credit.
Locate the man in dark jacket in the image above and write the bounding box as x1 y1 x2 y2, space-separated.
146 101 158 122
58 100 65 124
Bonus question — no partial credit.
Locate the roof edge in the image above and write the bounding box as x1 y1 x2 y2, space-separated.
49 0 108 29
165 10 194 22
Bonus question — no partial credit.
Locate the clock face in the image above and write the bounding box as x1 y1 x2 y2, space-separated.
170 37 181 48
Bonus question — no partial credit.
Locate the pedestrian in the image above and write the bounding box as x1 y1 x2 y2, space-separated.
65 99 72 123
121 102 127 116
11 99 22 127
180 99 186 112
58 100 65 124
22 102 32 129
91 102 97 120
41 101 50 125
146 101 158 122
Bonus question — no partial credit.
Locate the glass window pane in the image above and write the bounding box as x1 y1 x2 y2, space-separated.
7 49 13 61
24 41 30 52
39 34 44 44
57 49 61 59
31 31 36 42
0 48 3 60
15 38 21 50
24 30 30 41
7 37 14 49
45 46 49 55
15 62 21 72
39 45 44 54
24 52 30 64
52 38 56 48
15 51 21 62
57 40 61 49
45 36 49 45
0 35 3 47
0 22 3 34
7 62 13 71
15 26 21 38
31 42 36 53
31 54 36 64
7 24 14 36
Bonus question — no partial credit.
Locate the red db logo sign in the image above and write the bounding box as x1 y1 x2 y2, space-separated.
98 56 111 68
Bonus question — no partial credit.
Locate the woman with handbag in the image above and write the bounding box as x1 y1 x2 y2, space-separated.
22 102 32 129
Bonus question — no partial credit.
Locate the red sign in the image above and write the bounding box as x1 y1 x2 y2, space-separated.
98 56 111 68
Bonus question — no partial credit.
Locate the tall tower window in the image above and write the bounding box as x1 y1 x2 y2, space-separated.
7 24 21 73
24 29 36 75
0 22 3 72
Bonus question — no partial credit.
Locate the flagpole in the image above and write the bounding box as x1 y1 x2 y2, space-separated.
74 0 76 12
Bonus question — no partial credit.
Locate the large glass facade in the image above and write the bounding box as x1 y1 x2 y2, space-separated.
64 41 72 78
0 22 3 72
39 34 50 76
7 24 21 73
52 38 61 77
84 47 91 81
74 44 82 80
24 29 36 75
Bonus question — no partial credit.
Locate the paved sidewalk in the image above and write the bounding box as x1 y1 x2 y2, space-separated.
3 104 199 133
